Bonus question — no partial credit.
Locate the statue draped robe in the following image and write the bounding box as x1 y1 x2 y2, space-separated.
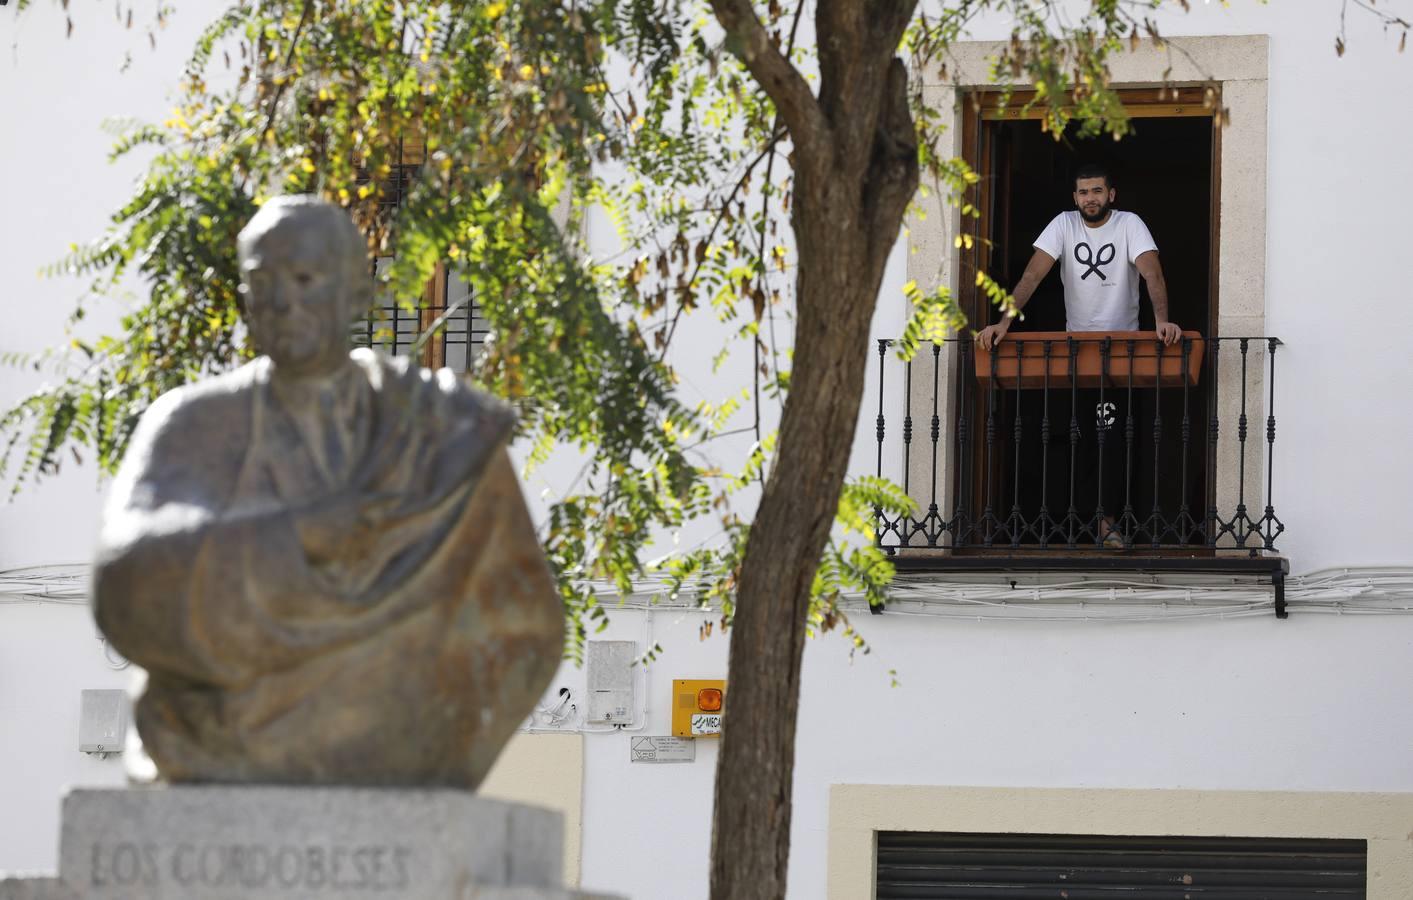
93 349 564 787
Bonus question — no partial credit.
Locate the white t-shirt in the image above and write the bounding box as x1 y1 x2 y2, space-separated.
1032 210 1158 331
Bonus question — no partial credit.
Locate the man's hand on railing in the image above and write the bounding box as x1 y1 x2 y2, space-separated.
976 322 1183 349
975 318 1012 350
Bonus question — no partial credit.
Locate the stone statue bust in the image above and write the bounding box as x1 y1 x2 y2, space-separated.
92 196 564 788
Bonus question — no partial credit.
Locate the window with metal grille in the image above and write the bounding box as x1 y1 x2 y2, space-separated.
352 257 487 372
875 831 1367 899
349 147 487 373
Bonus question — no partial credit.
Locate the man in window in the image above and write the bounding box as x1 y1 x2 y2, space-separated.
975 163 1180 547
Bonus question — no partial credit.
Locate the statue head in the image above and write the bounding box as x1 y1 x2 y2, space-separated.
237 196 373 377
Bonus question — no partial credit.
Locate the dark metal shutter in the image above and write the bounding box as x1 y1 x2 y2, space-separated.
875 831 1366 899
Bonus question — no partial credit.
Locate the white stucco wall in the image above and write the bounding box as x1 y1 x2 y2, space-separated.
561 606 1413 899
0 6 219 875
0 602 128 874
3 2 1413 897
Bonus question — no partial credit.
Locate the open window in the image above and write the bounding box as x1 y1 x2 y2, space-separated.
959 88 1218 551
967 88 1218 335
873 85 1287 595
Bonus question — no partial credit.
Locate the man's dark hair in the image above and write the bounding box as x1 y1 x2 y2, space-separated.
1073 163 1111 189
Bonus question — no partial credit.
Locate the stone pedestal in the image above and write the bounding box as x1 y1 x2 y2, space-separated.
1 787 617 900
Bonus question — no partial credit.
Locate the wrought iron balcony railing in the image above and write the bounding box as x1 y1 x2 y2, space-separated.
872 334 1284 563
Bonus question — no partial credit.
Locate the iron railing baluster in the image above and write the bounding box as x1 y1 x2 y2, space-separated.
441 266 451 367
365 266 376 346
1237 338 1251 551
1206 339 1222 548
875 339 887 551
955 340 972 547
875 340 887 480
1009 339 1024 547
1264 338 1283 550
1123 339 1137 548
1179 337 1193 543
1039 339 1053 548
392 293 402 355
1149 337 1165 548
1096 337 1111 545
984 345 999 546
1066 337 1079 549
902 357 914 498
928 343 942 545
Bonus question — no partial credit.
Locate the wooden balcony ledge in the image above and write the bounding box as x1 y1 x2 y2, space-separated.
974 330 1205 389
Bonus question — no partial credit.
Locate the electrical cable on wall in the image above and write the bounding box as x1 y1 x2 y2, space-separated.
8 564 1413 626
101 638 131 671
0 564 89 605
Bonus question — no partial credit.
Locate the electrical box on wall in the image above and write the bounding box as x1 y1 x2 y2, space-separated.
586 640 636 724
672 678 725 738
78 689 127 754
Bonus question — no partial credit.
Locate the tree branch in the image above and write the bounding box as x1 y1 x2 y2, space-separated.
708 0 829 168
260 0 313 142
818 0 915 62
656 128 785 361
869 0 920 51
814 0 920 176
863 58 918 266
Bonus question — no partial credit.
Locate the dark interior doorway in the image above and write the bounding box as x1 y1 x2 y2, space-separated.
984 115 1213 335
962 105 1218 549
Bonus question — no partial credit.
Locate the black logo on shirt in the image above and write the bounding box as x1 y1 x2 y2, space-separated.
1074 242 1116 281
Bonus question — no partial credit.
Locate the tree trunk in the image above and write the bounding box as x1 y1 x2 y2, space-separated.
708 39 919 898
706 230 877 900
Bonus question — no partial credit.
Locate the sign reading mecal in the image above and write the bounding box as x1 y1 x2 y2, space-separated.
630 736 696 763
689 714 722 736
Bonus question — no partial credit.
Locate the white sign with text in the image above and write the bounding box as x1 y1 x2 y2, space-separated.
630 736 696 763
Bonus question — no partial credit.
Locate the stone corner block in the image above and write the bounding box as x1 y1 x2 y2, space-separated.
0 878 77 900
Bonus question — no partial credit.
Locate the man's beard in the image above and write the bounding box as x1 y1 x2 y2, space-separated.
1080 202 1110 224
